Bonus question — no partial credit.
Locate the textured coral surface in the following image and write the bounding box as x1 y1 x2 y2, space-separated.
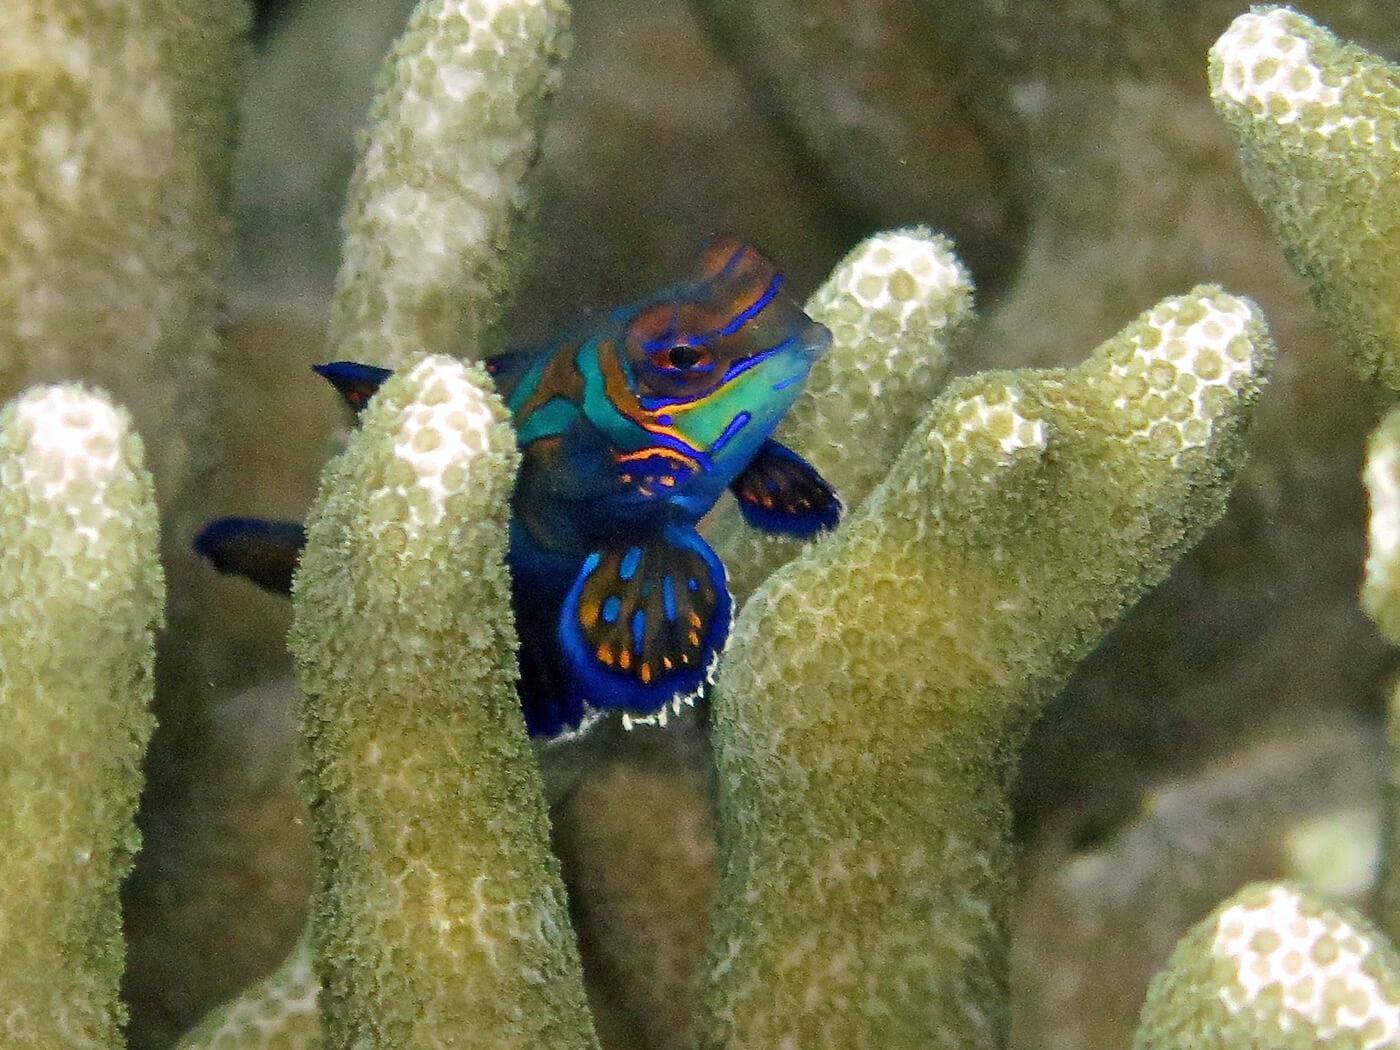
1136 882 1400 1049
0 386 162 1046
329 0 570 368
288 356 597 1047
11 1 1400 1048
1211 6 1400 394
700 288 1273 1048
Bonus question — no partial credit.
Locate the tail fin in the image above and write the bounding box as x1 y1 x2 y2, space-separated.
194 517 305 596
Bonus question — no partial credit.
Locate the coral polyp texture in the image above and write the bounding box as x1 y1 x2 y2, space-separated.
1209 6 1400 395
286 356 598 1048
0 386 162 1047
697 288 1273 1049
1134 882 1400 1049
328 0 570 368
178 933 318 1050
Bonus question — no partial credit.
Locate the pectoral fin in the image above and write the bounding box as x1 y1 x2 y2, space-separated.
730 440 841 538
194 517 305 596
558 525 731 725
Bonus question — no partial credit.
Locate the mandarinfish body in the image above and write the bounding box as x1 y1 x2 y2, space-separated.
197 237 841 737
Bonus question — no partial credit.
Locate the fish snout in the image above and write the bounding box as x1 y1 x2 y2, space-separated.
800 318 834 362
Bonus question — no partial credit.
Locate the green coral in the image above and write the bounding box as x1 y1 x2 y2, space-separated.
1209 6 1400 396
328 0 570 368
24 1 1400 1047
178 932 319 1050
1135 882 1400 1049
1363 407 1400 944
699 287 1273 1048
287 356 597 1047
0 386 162 1047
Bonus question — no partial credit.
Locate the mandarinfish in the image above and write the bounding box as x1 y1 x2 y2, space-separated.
197 237 841 737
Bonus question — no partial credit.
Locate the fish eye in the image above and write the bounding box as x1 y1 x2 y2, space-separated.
668 345 702 369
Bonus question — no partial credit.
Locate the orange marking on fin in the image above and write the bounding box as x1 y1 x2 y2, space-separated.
640 663 653 684
580 600 600 628
689 630 701 647
620 649 632 670
663 656 674 670
597 644 613 666
688 611 703 628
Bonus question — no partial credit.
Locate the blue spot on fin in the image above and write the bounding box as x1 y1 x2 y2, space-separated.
730 439 842 539
194 517 306 596
557 525 732 718
313 361 394 414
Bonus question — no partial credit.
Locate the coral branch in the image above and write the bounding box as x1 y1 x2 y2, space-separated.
698 287 1273 1048
287 356 597 1047
0 386 162 1047
709 228 973 602
1209 7 1400 395
328 0 571 367
1362 407 1400 945
1134 882 1400 1048
178 932 320 1050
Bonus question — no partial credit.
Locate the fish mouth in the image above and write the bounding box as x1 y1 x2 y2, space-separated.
801 318 834 361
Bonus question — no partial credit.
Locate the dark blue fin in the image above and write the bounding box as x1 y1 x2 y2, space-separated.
558 524 731 723
730 440 842 538
194 517 306 596
312 361 394 413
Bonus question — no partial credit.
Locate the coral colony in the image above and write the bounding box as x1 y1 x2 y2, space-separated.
5 2 1400 1048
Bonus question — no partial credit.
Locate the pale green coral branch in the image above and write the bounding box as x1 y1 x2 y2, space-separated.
708 227 973 603
287 356 598 1048
1360 407 1400 948
1364 408 1400 642
1209 6 1400 395
328 0 571 368
0 385 162 1047
178 932 320 1050
1134 881 1400 1049
698 287 1273 1048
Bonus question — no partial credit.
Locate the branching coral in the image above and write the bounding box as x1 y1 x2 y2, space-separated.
0 386 162 1047
1364 407 1400 945
29 1 1400 1048
1135 882 1400 1049
287 355 597 1047
699 287 1273 1048
1209 6 1400 396
1121 17 1400 1046
328 0 570 368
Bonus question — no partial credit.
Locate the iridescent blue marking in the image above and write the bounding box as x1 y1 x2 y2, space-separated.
771 373 804 392
663 576 678 621
619 546 643 581
602 595 622 624
644 267 781 350
711 411 751 455
688 577 700 592
631 609 647 652
718 273 783 337
582 551 602 575
720 335 797 385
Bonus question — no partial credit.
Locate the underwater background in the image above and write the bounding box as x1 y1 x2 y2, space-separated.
5 0 1400 1046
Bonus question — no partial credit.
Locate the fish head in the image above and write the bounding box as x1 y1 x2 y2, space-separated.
616 237 832 479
